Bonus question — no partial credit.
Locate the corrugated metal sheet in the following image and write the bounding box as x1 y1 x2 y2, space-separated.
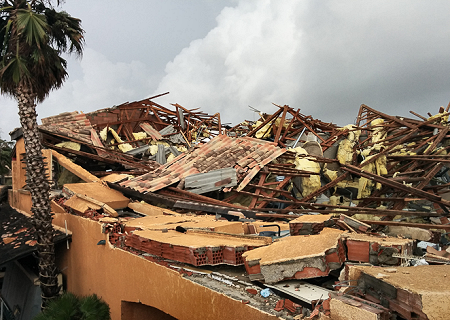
169 146 181 157
125 145 149 156
156 144 167 164
159 125 186 144
185 167 237 194
158 125 176 136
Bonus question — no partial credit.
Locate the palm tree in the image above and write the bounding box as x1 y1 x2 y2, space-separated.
34 292 111 320
0 0 84 306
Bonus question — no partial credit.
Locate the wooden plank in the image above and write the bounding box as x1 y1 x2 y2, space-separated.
140 122 163 140
256 176 292 208
359 104 415 129
342 164 442 202
249 173 267 209
173 200 259 219
415 162 444 190
279 108 299 143
301 172 349 203
66 194 118 217
245 108 283 137
51 150 99 182
340 214 371 232
274 105 288 144
359 219 450 230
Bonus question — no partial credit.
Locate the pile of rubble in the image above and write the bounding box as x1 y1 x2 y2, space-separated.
11 94 450 319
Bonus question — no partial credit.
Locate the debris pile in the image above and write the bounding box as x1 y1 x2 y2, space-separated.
9 94 450 320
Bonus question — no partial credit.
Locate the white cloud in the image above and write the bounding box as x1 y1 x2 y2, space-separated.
3 0 450 140
154 0 303 123
0 48 158 139
39 48 158 116
154 0 450 126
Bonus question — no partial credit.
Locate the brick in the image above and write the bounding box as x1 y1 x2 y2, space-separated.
274 299 284 312
245 288 258 295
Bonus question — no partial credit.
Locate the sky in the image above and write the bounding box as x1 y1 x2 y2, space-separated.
1 0 450 139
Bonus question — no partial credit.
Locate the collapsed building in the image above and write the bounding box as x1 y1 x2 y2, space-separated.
2 92 450 320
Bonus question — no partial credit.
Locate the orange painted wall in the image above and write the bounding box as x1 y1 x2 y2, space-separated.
52 212 278 320
9 139 52 215
121 301 177 320
12 139 26 191
10 137 277 320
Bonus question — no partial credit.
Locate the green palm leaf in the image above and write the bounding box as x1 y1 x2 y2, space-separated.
34 292 80 320
0 0 84 98
79 294 111 320
1 0 85 306
16 6 48 48
0 54 30 84
33 293 111 320
0 0 84 306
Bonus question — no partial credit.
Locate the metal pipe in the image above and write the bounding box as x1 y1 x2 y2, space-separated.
293 127 307 148
259 224 281 237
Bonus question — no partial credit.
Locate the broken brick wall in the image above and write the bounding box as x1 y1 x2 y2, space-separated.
52 211 280 320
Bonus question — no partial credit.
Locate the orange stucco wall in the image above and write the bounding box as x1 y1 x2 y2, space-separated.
9 140 52 215
10 138 277 319
121 301 177 320
12 139 27 191
52 209 277 320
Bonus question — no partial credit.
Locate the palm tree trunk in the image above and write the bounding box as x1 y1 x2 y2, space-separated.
15 85 59 307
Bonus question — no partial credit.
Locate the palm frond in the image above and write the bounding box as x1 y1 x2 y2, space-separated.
0 5 13 13
33 292 111 320
34 292 81 320
79 294 111 320
0 0 84 99
0 138 13 175
0 54 30 84
16 5 48 48
0 19 12 55
44 8 84 56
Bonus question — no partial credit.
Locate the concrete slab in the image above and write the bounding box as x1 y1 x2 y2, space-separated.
63 182 129 209
348 265 450 320
243 228 346 283
329 295 390 320
343 233 414 266
126 229 271 266
289 214 335 235
127 201 179 216
384 225 433 242
125 214 245 234
52 150 99 183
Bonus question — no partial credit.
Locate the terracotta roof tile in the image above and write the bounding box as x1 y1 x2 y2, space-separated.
120 135 286 193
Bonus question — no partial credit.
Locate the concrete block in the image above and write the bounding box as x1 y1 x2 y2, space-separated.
243 228 346 283
347 265 450 320
343 234 413 266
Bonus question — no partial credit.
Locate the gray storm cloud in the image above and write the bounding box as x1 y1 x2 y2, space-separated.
154 0 450 126
0 49 157 138
2 0 450 139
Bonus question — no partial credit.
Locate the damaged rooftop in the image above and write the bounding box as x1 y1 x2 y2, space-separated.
5 94 450 320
